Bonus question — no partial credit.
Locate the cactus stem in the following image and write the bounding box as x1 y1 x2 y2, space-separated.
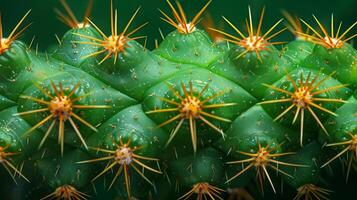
178 182 225 200
0 10 31 54
226 144 307 193
159 0 212 34
298 14 356 49
16 81 110 155
74 0 147 64
40 185 89 200
55 0 93 29
209 6 286 61
77 138 161 199
260 71 347 146
0 144 30 183
146 81 236 153
321 133 357 181
294 184 332 200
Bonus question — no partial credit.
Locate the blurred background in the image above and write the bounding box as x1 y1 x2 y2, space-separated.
0 0 356 50
0 1 356 199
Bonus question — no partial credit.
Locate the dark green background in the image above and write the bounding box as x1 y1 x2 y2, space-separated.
0 0 356 199
0 0 356 50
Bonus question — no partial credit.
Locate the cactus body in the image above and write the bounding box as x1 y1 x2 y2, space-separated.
0 1 356 199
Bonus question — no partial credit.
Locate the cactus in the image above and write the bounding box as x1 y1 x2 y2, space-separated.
0 0 356 199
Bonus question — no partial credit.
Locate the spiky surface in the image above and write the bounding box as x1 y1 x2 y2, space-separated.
0 0 356 199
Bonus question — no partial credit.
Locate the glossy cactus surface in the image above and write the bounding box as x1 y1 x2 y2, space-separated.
0 0 356 199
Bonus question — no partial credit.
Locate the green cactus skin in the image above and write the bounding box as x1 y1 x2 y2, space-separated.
281 141 325 189
0 0 356 200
